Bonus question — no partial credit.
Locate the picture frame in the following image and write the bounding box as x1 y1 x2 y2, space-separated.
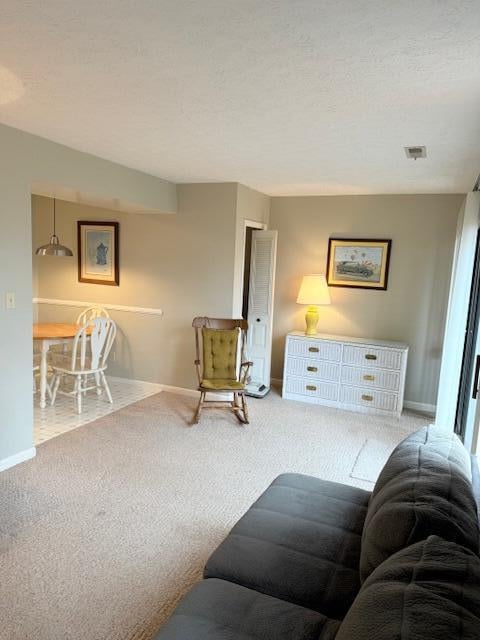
77 221 119 286
326 238 391 290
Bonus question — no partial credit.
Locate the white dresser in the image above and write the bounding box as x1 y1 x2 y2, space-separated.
282 332 408 417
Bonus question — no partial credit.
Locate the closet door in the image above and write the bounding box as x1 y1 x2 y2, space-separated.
247 230 277 386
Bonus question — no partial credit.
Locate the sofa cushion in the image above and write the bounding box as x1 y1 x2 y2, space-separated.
204 473 371 619
336 536 480 640
154 578 340 640
375 425 473 490
360 425 479 581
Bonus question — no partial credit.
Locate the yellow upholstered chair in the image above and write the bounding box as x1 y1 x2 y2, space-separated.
192 317 252 424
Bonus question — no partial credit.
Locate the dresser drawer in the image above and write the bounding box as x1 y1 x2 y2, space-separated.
340 385 398 412
340 365 400 392
343 344 403 370
286 356 340 382
287 338 342 362
284 376 339 401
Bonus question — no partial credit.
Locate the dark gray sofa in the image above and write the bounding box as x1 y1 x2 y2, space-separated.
155 426 480 639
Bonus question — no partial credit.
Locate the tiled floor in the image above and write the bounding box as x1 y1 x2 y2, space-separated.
34 376 163 445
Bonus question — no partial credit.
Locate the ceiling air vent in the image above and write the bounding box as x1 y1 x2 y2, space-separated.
404 145 427 160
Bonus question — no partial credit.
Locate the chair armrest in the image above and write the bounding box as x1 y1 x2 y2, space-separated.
240 361 253 385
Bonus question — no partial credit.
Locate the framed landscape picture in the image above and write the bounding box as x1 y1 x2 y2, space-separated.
78 221 119 286
326 238 391 290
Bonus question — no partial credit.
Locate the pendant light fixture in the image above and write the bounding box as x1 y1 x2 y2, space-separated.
35 198 73 257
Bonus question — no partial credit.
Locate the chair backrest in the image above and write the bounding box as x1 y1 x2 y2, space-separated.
192 317 248 381
69 317 117 371
76 306 110 326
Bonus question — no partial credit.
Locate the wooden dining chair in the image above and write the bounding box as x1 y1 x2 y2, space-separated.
50 317 116 414
192 317 252 425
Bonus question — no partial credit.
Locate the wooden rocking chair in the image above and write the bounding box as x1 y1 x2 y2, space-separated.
192 317 253 424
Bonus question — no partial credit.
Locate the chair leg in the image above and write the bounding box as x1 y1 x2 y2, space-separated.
45 373 53 402
193 391 205 424
232 391 249 424
241 393 250 424
76 375 82 414
51 374 60 406
234 392 249 424
101 371 113 403
94 372 102 395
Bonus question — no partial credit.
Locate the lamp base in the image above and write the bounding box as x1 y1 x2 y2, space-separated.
305 305 319 336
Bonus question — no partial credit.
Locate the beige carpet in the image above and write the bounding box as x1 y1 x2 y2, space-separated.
349 437 397 482
0 389 430 640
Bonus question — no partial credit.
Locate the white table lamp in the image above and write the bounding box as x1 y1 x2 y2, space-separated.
296 274 331 336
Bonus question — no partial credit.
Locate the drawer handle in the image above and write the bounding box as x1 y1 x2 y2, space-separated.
362 394 373 402
307 366 318 372
306 385 317 391
365 354 377 360
308 347 319 353
363 374 375 381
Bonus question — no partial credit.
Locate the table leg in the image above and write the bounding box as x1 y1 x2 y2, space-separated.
39 340 49 409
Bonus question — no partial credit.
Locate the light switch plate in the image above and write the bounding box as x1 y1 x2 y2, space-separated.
5 292 15 309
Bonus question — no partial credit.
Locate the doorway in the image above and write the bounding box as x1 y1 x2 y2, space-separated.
455 228 480 452
455 231 480 442
241 220 267 320
240 223 277 394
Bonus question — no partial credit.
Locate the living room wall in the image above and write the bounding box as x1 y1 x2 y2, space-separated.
269 194 464 411
33 184 238 388
33 182 270 390
33 190 465 410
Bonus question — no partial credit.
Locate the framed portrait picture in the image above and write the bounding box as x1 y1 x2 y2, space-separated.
326 238 391 290
77 221 119 286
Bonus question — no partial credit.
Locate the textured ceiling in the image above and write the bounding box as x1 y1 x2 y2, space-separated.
1 1 479 195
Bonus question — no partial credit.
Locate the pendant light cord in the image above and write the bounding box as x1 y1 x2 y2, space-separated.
35 196 73 255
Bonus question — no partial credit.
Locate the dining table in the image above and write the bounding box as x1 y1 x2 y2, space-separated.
33 323 83 409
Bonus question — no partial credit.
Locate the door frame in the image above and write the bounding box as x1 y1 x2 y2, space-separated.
435 193 480 432
455 228 480 440
246 229 278 388
233 218 267 318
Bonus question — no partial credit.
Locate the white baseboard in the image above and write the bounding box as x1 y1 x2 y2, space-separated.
403 400 436 415
110 375 437 416
160 384 197 398
107 375 163 391
109 376 227 401
160 384 233 402
0 447 36 473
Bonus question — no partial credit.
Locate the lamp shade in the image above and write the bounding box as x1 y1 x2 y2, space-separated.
296 274 331 305
35 234 73 256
